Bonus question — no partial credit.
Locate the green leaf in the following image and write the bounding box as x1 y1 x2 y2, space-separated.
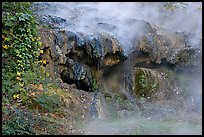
14 49 20 54
5 21 13 27
27 45 31 48
151 83 157 88
3 108 11 115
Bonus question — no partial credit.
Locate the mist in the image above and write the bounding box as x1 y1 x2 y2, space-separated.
40 2 202 55
35 2 202 135
81 69 202 135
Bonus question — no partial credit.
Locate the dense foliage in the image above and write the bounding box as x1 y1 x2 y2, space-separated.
2 2 64 135
2 2 41 98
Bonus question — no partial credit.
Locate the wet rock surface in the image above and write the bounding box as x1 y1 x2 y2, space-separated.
136 29 202 71
39 26 126 92
54 30 126 68
60 59 97 92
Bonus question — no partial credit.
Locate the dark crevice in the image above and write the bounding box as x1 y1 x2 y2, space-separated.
75 80 90 92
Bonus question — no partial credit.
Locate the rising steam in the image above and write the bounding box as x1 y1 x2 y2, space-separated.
40 2 202 55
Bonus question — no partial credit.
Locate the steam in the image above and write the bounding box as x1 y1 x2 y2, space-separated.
40 2 202 55
82 116 202 135
35 2 202 135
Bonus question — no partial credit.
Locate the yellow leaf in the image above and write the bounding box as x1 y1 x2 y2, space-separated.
13 94 20 99
42 60 46 64
39 42 42 46
19 83 24 87
19 88 25 91
46 73 49 77
17 72 21 76
40 50 43 54
16 77 21 81
3 45 8 49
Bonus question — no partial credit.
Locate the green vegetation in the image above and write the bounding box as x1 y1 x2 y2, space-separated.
162 2 188 11
137 73 157 99
2 2 66 135
91 78 99 92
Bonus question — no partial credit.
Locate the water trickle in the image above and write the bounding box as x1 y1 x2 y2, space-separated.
88 91 99 119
